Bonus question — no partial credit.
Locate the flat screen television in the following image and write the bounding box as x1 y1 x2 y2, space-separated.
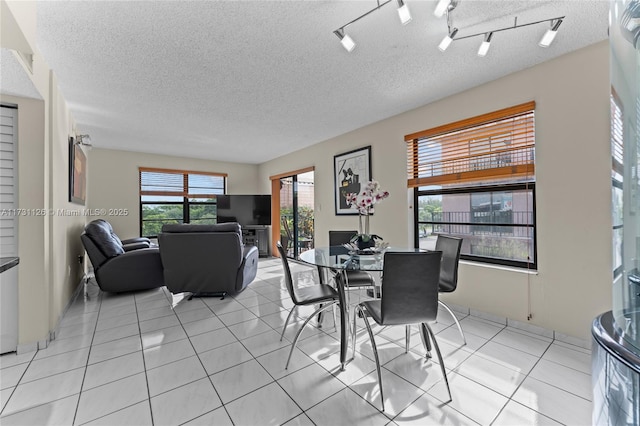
216 195 271 226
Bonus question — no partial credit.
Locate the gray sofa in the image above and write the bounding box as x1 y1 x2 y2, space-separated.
81 219 164 292
158 222 259 297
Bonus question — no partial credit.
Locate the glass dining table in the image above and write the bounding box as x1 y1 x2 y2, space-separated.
298 246 425 370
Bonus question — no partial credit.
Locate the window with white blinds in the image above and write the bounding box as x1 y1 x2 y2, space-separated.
139 167 227 237
611 91 624 179
0 106 18 257
611 91 624 277
408 102 537 269
406 102 535 188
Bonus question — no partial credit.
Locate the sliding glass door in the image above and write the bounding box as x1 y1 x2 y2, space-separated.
278 171 314 258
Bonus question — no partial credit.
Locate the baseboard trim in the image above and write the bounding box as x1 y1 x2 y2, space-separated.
49 276 87 341
16 341 38 355
16 275 87 355
458 306 590 350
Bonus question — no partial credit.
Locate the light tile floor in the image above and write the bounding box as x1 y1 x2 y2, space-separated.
0 258 593 425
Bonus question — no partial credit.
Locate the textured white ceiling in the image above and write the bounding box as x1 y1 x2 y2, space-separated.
29 0 608 164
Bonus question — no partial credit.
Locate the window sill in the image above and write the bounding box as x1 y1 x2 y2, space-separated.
460 259 538 275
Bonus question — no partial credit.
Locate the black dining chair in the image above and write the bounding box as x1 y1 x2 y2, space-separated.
276 242 339 367
435 235 466 345
352 251 452 411
327 230 378 296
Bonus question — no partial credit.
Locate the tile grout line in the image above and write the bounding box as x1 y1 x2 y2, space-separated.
176 293 242 425
214 267 335 424
211 291 311 425
133 287 170 426
71 281 104 426
74 286 167 425
0 351 38 417
488 336 571 425
0 285 103 419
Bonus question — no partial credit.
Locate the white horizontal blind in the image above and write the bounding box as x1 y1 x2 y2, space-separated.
139 167 226 200
405 102 536 188
611 92 624 179
0 106 17 257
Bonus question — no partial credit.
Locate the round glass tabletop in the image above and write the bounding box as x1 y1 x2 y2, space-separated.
298 246 425 271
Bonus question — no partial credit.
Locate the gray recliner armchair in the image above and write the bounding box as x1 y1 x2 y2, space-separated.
158 222 259 298
81 219 164 292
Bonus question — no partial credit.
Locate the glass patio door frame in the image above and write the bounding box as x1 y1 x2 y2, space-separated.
270 167 315 258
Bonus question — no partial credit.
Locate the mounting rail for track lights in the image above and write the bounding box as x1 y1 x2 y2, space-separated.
437 11 566 54
333 0 412 52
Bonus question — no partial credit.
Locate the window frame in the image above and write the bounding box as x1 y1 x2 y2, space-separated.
414 182 537 269
407 102 537 269
139 167 227 238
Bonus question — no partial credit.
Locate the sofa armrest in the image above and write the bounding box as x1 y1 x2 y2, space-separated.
96 248 164 292
123 241 151 251
122 237 151 245
238 245 259 291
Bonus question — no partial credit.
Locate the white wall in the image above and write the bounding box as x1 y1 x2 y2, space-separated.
2 0 86 347
1 94 49 346
259 41 612 341
87 148 260 238
50 77 86 333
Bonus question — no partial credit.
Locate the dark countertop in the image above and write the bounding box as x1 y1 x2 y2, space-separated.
0 257 19 274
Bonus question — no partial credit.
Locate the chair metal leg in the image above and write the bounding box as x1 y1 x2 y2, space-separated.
405 325 411 353
317 303 324 328
424 322 452 403
438 300 466 345
280 306 297 342
419 323 432 359
332 304 338 333
357 305 385 412
351 304 358 360
285 302 336 369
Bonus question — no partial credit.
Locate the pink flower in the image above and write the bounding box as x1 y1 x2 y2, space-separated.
345 180 389 212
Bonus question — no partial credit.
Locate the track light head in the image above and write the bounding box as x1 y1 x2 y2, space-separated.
477 32 493 57
539 18 562 47
434 0 452 18
75 134 92 147
438 27 458 51
334 28 356 52
397 0 412 25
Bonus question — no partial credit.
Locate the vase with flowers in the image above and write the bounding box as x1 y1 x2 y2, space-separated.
345 180 389 250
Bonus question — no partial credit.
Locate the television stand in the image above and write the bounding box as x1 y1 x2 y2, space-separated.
242 226 270 257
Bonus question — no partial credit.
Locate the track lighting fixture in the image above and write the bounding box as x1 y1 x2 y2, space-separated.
438 28 458 51
477 32 493 57
332 0 566 55
75 134 92 147
434 0 452 18
333 28 356 52
539 18 563 47
333 0 412 52
397 0 412 25
435 2 565 56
